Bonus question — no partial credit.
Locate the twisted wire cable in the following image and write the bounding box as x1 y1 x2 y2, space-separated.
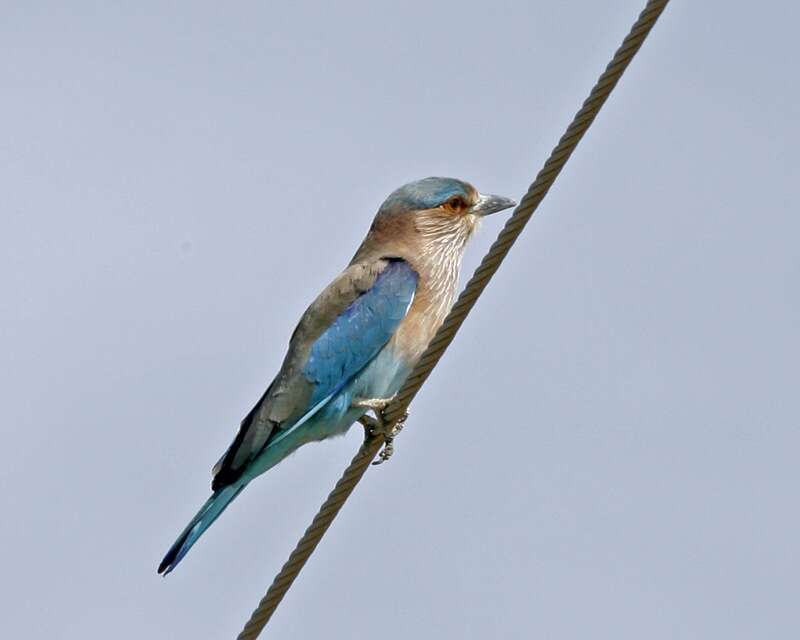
237 2 670 637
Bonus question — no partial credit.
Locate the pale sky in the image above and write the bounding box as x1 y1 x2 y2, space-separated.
2 2 798 638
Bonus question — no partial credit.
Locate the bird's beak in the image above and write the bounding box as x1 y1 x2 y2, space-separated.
471 193 517 217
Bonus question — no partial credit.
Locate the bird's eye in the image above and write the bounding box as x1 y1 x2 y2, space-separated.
444 197 464 212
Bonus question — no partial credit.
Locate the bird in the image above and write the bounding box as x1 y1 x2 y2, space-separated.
158 177 515 575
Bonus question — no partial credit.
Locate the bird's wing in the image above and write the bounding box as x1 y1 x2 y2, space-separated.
211 258 418 489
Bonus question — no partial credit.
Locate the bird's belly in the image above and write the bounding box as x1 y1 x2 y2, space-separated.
351 344 411 402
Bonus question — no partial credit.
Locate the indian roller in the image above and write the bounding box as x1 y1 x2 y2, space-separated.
158 177 515 574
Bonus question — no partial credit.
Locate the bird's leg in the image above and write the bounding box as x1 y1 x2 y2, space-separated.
352 395 397 414
353 395 409 465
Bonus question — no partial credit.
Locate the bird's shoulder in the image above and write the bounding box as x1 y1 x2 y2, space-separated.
289 260 390 349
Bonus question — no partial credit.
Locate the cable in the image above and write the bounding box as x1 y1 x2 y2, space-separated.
237 2 670 637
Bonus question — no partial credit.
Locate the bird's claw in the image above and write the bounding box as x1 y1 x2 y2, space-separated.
354 396 408 465
371 414 407 465
373 437 395 465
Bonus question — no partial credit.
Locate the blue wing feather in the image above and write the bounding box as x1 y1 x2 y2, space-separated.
267 261 417 448
303 260 417 406
220 260 418 459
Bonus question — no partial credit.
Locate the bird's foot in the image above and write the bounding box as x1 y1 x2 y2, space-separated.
354 395 408 465
371 414 407 465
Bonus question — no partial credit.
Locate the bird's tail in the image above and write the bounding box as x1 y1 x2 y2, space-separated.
158 483 245 575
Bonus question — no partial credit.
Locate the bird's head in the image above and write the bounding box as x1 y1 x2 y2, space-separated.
367 177 516 259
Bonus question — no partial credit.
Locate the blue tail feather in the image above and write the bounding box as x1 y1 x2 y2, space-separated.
158 483 244 575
